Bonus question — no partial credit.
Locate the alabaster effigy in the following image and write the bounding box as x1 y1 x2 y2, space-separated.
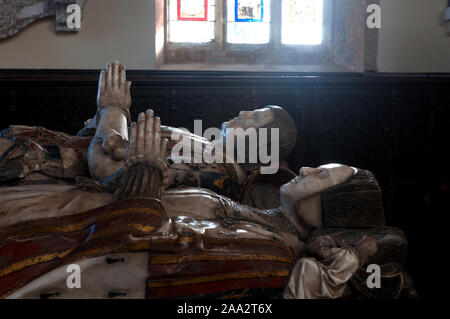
0 62 416 299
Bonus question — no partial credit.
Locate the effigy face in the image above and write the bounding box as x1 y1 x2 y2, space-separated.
222 107 275 131
280 164 357 204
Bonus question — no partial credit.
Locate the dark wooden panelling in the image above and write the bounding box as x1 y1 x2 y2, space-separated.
1 70 449 297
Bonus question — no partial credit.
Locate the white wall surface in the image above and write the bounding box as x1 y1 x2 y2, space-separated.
0 0 156 69
377 0 450 72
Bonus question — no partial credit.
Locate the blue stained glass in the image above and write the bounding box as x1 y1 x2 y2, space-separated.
235 0 264 22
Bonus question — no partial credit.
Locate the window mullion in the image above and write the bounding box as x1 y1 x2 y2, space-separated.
271 0 282 48
215 0 224 49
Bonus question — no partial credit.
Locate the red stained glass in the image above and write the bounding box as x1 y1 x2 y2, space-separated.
177 0 208 21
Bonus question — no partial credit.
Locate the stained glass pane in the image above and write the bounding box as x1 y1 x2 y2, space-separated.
227 0 271 44
178 0 208 21
282 0 323 45
235 0 264 22
169 0 215 43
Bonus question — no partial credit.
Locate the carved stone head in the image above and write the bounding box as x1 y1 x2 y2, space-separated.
280 164 356 203
279 164 356 228
222 105 298 161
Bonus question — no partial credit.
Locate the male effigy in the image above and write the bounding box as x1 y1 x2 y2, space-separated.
0 62 416 299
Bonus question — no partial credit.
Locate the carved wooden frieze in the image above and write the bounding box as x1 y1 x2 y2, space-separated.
0 0 87 39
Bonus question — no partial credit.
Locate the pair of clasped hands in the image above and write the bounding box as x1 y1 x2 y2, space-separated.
97 61 167 168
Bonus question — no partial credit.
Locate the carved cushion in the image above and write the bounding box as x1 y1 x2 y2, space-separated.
349 263 405 299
